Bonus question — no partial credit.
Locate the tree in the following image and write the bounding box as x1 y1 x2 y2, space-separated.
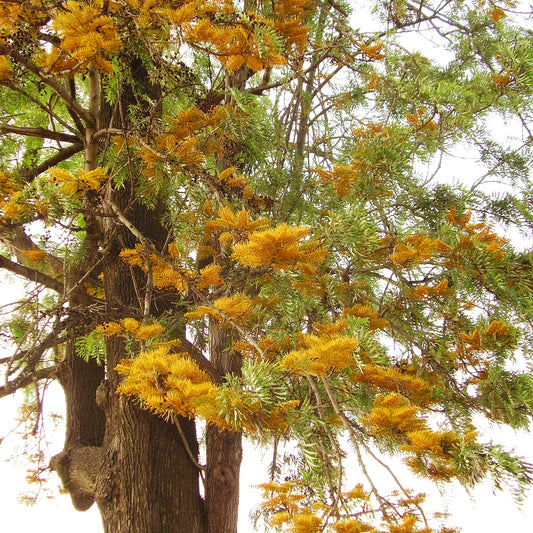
1 0 533 531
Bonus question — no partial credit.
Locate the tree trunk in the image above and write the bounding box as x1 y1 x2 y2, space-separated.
205 427 242 533
95 355 204 533
205 324 243 533
53 47 242 531
59 341 106 448
91 188 206 532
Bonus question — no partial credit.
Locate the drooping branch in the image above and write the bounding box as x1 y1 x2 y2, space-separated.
0 254 64 293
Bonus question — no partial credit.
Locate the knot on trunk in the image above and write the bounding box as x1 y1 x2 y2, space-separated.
95 379 111 410
50 446 104 511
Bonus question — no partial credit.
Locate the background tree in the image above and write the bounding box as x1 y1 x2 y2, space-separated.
1 0 533 532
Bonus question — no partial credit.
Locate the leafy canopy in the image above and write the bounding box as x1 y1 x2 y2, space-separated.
1 0 533 531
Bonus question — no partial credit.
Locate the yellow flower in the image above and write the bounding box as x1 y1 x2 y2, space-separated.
233 224 326 271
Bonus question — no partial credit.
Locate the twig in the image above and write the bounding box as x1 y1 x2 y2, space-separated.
321 377 394 522
170 413 206 489
306 375 346 522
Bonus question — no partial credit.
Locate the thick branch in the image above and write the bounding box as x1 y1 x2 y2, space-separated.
85 65 99 171
0 254 64 292
0 226 64 274
0 123 81 143
21 143 84 181
0 365 58 398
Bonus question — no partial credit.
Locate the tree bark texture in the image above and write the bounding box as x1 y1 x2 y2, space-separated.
95 368 204 533
58 341 106 448
93 190 205 532
205 324 243 533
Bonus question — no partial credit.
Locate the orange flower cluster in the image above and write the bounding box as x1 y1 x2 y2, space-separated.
38 1 122 73
116 347 221 420
233 223 327 272
120 244 189 293
280 333 359 375
389 234 451 267
152 106 227 170
446 205 508 260
96 317 164 341
353 365 433 406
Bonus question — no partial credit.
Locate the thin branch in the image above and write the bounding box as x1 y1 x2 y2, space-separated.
170 413 206 472
92 128 124 141
358 438 430 528
4 319 64 374
20 143 84 181
203 302 265 358
0 44 95 127
108 199 151 245
320 377 394 522
306 375 346 520
1 82 80 135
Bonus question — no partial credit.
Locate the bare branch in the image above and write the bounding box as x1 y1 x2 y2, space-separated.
0 254 64 293
0 123 82 143
0 365 58 398
21 143 84 181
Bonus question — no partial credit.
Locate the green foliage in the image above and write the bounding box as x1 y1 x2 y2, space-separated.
75 331 106 365
1 0 533 531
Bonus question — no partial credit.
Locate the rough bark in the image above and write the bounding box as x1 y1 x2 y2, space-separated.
93 189 205 532
95 358 204 533
205 325 243 533
58 341 106 448
205 427 242 533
